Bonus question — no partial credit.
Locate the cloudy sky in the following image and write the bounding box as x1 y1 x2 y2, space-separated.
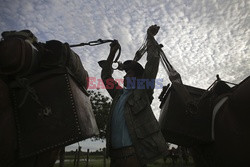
1 0 249 151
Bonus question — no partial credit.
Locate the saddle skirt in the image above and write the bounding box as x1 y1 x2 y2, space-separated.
10 68 99 158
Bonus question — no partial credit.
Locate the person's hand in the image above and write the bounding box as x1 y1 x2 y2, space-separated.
106 40 120 63
110 40 120 54
147 24 160 36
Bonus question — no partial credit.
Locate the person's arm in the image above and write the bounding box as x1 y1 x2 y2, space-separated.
143 25 161 98
98 41 122 98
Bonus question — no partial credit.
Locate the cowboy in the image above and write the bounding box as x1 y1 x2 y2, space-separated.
98 25 167 167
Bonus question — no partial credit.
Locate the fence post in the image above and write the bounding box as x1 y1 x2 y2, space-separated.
76 146 81 167
86 149 89 167
73 148 77 167
103 148 106 167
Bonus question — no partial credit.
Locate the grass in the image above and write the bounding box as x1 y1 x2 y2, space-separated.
54 155 110 167
54 155 195 167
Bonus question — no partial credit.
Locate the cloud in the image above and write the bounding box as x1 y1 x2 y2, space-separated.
1 0 249 150
1 0 249 115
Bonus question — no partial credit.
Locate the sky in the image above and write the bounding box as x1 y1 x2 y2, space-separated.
1 0 249 151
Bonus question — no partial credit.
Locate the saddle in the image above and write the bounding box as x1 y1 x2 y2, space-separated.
0 34 40 77
159 80 232 147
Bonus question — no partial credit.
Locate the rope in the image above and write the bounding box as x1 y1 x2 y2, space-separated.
15 77 52 117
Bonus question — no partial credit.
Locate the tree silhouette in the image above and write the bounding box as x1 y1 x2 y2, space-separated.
88 90 111 140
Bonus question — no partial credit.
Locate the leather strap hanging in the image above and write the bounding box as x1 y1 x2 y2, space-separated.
133 34 183 83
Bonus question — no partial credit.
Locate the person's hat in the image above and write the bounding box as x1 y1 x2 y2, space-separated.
123 60 144 77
